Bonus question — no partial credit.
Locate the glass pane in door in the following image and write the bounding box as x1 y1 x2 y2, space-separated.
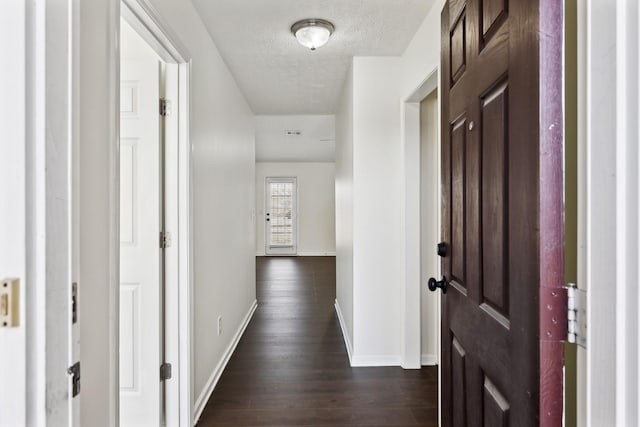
269 181 294 247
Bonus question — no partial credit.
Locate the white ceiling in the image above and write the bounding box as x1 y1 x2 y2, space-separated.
191 0 436 114
255 115 335 162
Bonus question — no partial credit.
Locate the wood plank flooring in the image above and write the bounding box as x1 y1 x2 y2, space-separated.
197 256 438 426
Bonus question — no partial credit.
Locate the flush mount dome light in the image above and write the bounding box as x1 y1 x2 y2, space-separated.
291 19 335 51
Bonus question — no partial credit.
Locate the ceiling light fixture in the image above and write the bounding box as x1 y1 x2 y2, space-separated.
291 19 335 51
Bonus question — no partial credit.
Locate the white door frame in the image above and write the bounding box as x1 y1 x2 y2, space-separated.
577 0 639 425
0 0 78 424
264 177 298 255
120 1 193 425
401 68 440 368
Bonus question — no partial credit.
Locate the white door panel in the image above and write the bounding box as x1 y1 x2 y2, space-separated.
120 58 161 427
0 4 27 424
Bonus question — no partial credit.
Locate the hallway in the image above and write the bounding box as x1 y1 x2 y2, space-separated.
197 257 438 426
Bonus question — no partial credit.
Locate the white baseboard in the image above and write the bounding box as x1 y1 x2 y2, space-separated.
297 251 337 256
256 252 336 257
334 300 353 364
351 355 402 367
193 300 258 425
421 354 438 366
334 300 402 367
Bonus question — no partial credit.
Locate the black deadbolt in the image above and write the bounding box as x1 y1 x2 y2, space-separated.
437 242 447 257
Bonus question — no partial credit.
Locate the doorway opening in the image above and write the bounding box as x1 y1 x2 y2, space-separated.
265 177 298 255
419 89 440 368
402 67 441 418
118 1 192 425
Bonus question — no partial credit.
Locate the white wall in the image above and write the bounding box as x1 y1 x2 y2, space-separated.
335 65 355 356
256 162 335 256
334 1 444 367
79 0 256 424
351 57 403 364
399 1 444 99
146 0 256 413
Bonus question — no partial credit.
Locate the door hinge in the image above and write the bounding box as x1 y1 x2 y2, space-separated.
566 283 587 348
160 231 172 249
160 362 172 381
71 282 78 324
159 98 171 117
68 362 81 397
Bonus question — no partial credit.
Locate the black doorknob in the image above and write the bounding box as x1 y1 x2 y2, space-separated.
428 276 448 294
437 242 447 257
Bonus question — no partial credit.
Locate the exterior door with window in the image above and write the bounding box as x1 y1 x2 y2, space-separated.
265 178 297 255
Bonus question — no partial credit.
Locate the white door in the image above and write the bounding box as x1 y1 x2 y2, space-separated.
120 58 162 427
2 1 77 424
0 4 27 423
265 177 297 255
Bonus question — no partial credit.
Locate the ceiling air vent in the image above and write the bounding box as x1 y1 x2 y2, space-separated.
285 130 302 136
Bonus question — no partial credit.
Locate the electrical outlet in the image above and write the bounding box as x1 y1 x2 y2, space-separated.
217 315 222 336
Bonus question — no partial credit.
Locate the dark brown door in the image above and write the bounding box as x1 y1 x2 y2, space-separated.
436 0 564 426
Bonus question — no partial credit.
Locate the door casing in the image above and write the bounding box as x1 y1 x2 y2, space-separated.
402 69 441 373
119 1 193 425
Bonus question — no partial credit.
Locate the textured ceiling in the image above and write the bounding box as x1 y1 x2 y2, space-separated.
191 0 436 114
255 115 335 162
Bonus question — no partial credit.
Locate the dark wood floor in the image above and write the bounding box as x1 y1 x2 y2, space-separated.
197 256 438 426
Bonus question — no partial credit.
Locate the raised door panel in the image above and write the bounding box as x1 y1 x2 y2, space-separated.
120 139 138 246
450 119 467 286
119 283 140 392
483 377 510 427
481 81 509 317
482 0 508 42
451 338 468 427
450 12 467 85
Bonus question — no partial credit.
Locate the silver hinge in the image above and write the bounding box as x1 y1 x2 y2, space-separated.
71 282 78 324
566 283 587 348
68 361 81 397
159 98 171 117
160 231 172 249
160 362 172 381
